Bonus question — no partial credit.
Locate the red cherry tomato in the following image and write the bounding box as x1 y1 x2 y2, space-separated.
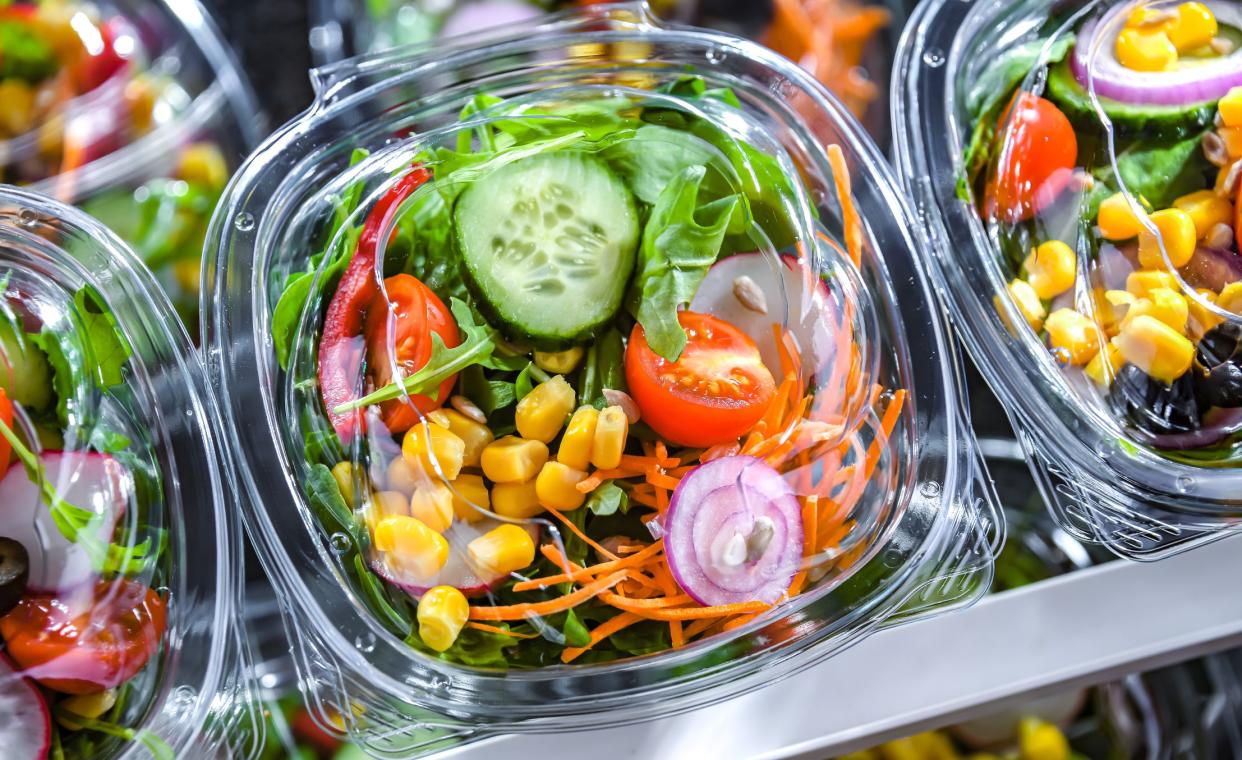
1 580 167 694
0 389 12 467
625 312 777 448
365 274 459 433
74 18 133 93
990 93 1078 222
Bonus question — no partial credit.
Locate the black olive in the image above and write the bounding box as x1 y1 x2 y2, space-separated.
1193 322 1242 408
0 537 29 616
1107 363 1201 436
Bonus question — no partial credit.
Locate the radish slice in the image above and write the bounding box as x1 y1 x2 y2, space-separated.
664 456 803 606
0 453 129 593
439 1 543 39
372 518 538 598
690 252 839 383
0 655 51 760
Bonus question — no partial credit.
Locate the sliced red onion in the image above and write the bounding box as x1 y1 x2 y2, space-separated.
689 252 840 383
0 452 128 593
1181 246 1242 292
0 655 50 760
664 456 803 606
1146 407 1242 449
439 1 543 40
1071 1 1242 107
372 517 538 598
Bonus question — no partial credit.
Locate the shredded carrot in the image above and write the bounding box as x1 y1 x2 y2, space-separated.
863 389 906 479
608 593 695 609
655 486 669 513
786 570 807 598
465 622 538 639
514 541 665 591
702 442 741 462
601 593 769 620
645 468 681 491
544 507 620 561
683 617 723 639
469 571 627 621
619 454 660 471
561 612 643 663
721 612 763 632
827 144 863 268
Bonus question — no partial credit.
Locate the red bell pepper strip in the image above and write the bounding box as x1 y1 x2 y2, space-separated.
319 164 432 440
0 389 12 467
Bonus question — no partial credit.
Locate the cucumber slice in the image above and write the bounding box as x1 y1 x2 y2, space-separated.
1045 59 1216 140
454 153 639 346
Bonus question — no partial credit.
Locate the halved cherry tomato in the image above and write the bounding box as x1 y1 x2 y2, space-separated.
990 93 1077 223
365 274 460 433
1 580 166 694
626 312 777 447
0 389 12 467
73 18 133 93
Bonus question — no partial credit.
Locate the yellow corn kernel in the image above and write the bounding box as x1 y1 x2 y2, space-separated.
1188 288 1224 335
0 80 36 136
467 524 536 576
1116 314 1196 383
364 490 410 534
450 473 489 524
417 586 469 653
402 422 466 481
177 142 230 190
332 461 359 507
1221 87 1242 128
480 436 549 483
591 405 629 470
534 347 585 374
439 408 494 467
387 456 424 496
536 461 588 510
491 479 544 520
1167 1 1217 52
1137 208 1197 269
1045 308 1102 365
515 375 576 443
173 258 201 295
1115 28 1178 72
373 515 449 579
1217 160 1241 194
1006 279 1047 330
1126 6 1172 29
1023 241 1078 299
1091 287 1126 335
1126 269 1179 297
1085 342 1124 386
1019 718 1071 760
57 690 118 731
1122 287 1189 333
1097 192 1148 240
1173 189 1234 238
558 406 599 471
1219 282 1242 313
410 483 454 533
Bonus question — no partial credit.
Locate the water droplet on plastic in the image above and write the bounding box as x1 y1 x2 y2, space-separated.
155 585 171 597
354 632 376 653
705 47 726 64
1176 475 1194 493
17 209 38 227
172 685 196 711
882 549 901 567
429 676 449 690
233 212 255 232
1050 346 1072 366
919 480 941 499
923 48 946 68
1095 444 1111 461
330 532 351 553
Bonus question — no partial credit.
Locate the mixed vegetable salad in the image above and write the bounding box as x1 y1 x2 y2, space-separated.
276 78 906 666
0 0 161 185
965 0 1242 464
0 276 170 758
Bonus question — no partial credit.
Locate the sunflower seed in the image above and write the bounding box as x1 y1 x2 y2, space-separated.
1204 132 1230 167
732 275 768 314
450 395 486 423
602 388 640 423
1211 37 1235 55
1222 161 1242 195
1206 222 1235 250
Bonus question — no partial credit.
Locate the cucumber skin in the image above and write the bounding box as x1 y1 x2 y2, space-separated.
1045 59 1216 140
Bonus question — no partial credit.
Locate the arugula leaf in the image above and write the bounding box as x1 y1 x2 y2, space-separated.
354 554 415 633
53 707 175 760
585 481 628 517
515 362 537 401
626 165 740 361
1094 130 1213 210
603 125 725 205
305 463 363 544
577 327 626 408
562 609 591 648
458 365 516 415
407 621 514 668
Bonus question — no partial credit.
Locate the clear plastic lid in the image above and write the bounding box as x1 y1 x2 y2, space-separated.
895 0 1242 559
205 3 999 754
308 0 902 139
0 187 261 759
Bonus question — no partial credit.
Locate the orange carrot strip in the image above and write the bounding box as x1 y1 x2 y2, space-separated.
682 617 722 639
561 612 643 663
619 454 659 470
655 487 669 513
601 593 768 620
646 468 682 491
702 441 741 462
721 612 763 632
828 146 863 268
786 570 807 598
628 488 659 508
470 571 628 621
465 622 539 639
514 541 665 591
545 507 620 561
863 389 906 479
802 496 818 558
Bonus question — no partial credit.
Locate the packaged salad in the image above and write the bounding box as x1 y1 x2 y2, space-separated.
309 0 897 136
0 188 260 759
895 0 1242 558
3 0 263 334
206 3 999 754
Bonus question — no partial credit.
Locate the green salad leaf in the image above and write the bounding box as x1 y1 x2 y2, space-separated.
0 20 57 83
585 481 628 517
1093 130 1213 210
577 326 626 408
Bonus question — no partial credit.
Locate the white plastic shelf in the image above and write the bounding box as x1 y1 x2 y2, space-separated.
443 534 1242 759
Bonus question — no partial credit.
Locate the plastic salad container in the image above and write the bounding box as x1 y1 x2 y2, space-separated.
308 0 901 139
0 188 260 759
205 2 1000 754
895 0 1242 559
1 0 263 332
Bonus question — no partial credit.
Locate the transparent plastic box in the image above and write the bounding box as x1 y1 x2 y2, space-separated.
0 187 261 758
894 0 1242 560
205 3 1000 755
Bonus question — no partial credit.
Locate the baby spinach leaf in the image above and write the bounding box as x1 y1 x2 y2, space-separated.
1095 131 1212 210
585 481 629 517
562 609 592 648
459 365 516 415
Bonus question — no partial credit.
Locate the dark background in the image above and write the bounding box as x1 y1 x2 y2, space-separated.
210 0 316 123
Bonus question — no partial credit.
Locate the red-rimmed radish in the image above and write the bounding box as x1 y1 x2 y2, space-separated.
0 654 50 760
372 518 539 598
690 252 839 383
0 452 129 593
663 456 803 606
